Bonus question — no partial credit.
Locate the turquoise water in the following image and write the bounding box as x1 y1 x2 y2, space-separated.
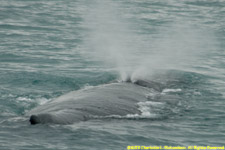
0 0 225 149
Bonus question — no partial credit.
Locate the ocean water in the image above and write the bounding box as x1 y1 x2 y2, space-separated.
0 0 225 149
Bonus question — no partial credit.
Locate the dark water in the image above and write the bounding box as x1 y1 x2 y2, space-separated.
0 0 225 149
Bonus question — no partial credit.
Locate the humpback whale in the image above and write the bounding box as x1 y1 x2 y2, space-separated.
28 80 164 125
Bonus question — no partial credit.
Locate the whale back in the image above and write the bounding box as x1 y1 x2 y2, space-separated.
27 82 156 124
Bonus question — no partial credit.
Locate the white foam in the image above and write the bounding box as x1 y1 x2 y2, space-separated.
89 101 163 119
145 92 160 99
16 97 32 102
82 84 95 90
37 98 50 105
89 100 165 119
138 101 164 116
123 101 165 119
162 88 182 93
16 97 49 105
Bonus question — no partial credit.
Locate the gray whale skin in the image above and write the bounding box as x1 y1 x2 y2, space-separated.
28 80 162 125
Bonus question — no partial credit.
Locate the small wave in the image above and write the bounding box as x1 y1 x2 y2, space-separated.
14 96 51 115
81 84 95 90
136 101 165 117
89 114 159 120
16 97 32 102
16 97 50 105
89 101 165 120
0 116 27 126
162 88 182 93
145 91 161 99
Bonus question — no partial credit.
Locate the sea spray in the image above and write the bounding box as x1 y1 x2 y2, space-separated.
81 0 137 80
80 0 217 81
